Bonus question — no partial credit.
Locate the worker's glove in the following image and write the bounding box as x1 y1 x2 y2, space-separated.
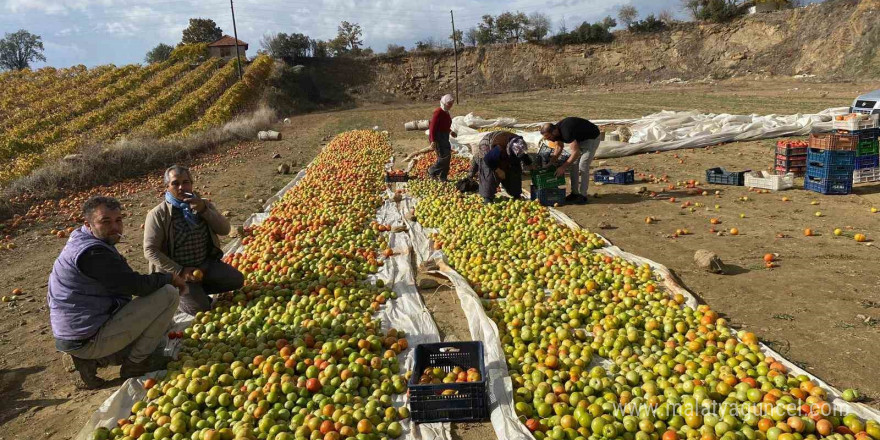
430 142 437 150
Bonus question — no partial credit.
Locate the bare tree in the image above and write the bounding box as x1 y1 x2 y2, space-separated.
658 10 676 25
464 28 478 46
618 5 639 28
525 12 552 42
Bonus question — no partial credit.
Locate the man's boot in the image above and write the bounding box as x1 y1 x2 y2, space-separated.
63 353 107 390
120 353 172 379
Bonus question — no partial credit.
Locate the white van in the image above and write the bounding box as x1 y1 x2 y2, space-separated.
851 90 880 115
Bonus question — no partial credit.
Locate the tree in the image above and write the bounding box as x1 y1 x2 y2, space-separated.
629 14 667 33
450 29 463 48
618 5 638 28
181 18 222 45
311 40 330 58
261 33 312 61
336 21 363 52
682 0 702 19
600 16 618 30
524 12 551 42
464 28 478 46
385 44 406 56
0 30 46 71
476 15 497 45
658 10 676 25
144 43 173 64
495 11 528 43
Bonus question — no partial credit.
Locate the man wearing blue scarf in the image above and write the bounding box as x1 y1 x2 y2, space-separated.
144 165 244 315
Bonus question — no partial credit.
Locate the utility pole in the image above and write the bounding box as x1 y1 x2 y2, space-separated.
230 0 243 81
450 10 460 104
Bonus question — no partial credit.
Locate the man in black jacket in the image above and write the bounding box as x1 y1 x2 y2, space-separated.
540 117 602 204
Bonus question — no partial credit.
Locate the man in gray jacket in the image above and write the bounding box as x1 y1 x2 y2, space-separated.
144 165 244 315
48 196 186 389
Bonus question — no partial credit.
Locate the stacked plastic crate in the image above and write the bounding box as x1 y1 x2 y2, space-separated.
842 116 880 184
805 132 857 195
775 140 808 176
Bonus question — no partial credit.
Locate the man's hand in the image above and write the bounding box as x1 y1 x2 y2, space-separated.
495 169 506 180
180 267 202 283
554 163 569 177
183 193 207 213
171 272 187 290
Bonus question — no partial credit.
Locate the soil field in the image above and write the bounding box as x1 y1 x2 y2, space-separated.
1 77 879 440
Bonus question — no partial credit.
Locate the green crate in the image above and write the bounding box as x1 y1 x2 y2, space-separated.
856 139 879 157
530 167 566 189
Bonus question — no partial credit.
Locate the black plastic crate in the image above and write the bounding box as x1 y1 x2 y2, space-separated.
855 155 880 170
775 141 809 157
804 176 852 195
594 169 635 184
529 185 566 206
775 156 807 168
385 172 410 183
705 168 749 186
408 342 488 423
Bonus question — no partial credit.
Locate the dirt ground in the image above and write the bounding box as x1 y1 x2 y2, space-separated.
2 77 879 439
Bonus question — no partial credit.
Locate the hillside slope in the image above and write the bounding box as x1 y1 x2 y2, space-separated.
364 0 880 100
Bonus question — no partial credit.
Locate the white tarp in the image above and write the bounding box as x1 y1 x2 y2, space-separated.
76 147 452 440
399 190 880 440
441 108 850 160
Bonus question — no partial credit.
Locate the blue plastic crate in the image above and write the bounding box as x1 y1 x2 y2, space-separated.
855 155 880 170
807 148 856 167
594 169 635 184
408 342 488 423
806 163 854 180
529 185 566 206
804 175 853 195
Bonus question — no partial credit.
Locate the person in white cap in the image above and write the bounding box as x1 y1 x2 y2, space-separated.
426 94 458 181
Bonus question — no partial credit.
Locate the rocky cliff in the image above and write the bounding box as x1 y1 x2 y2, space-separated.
360 0 879 100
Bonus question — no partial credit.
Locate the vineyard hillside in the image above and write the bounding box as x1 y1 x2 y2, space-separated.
0 45 274 186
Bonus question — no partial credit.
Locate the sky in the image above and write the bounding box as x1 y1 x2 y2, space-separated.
0 0 819 69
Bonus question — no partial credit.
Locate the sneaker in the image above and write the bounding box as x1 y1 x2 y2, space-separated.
66 354 107 390
120 354 172 379
565 193 589 205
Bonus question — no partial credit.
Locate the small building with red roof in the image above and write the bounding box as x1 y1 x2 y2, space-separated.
208 35 248 60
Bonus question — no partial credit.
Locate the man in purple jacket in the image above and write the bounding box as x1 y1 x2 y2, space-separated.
48 196 187 389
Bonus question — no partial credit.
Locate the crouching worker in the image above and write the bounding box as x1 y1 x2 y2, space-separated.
469 130 532 203
145 165 244 315
48 196 186 389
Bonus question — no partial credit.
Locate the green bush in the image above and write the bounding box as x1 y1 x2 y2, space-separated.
629 15 667 33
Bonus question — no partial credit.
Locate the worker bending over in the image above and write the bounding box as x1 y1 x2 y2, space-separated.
469 130 532 203
540 117 602 205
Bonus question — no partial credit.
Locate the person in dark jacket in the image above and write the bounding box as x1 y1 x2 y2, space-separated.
48 196 186 389
468 131 532 203
540 117 602 204
427 94 458 181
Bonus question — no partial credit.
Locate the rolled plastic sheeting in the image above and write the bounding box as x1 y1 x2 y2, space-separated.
257 130 282 141
404 120 430 131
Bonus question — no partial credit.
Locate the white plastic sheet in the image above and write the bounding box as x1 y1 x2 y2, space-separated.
440 108 850 160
